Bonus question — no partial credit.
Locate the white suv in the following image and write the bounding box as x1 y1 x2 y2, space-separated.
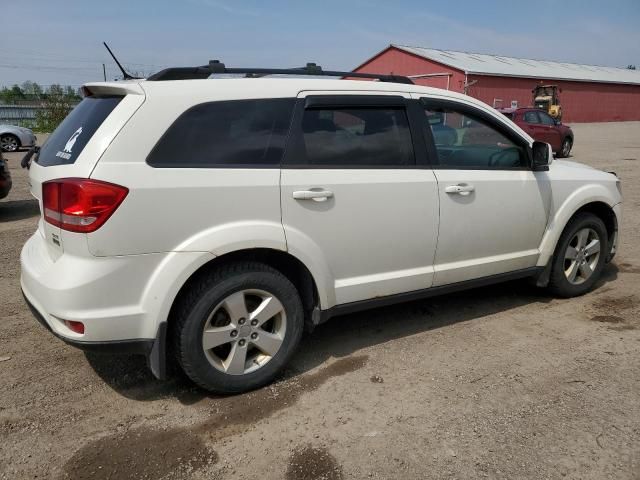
20 64 622 393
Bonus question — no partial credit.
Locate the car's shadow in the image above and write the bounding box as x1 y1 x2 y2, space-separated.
85 263 618 404
0 199 40 222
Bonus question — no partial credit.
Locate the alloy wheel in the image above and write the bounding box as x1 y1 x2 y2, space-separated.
0 136 18 152
564 227 601 285
561 139 571 157
202 289 287 375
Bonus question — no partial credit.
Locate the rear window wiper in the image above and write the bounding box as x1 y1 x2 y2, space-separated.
21 146 40 170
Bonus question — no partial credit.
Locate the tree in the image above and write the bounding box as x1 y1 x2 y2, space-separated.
628 65 637 70
21 81 44 98
35 84 76 132
0 84 25 103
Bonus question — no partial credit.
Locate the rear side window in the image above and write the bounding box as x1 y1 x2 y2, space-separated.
292 107 414 167
523 111 540 124
38 96 123 167
147 99 294 167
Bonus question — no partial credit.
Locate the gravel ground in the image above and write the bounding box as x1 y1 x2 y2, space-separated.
1 124 639 480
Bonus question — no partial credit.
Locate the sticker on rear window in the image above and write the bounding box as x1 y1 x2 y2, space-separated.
55 127 83 160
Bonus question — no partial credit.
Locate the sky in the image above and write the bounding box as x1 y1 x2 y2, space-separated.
2 0 639 88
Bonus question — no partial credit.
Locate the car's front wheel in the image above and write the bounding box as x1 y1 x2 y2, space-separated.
172 261 304 394
0 134 20 152
557 137 572 158
548 212 607 297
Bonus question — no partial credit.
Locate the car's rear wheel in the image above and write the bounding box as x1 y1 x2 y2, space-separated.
172 261 304 394
0 134 20 152
548 212 607 297
557 137 572 158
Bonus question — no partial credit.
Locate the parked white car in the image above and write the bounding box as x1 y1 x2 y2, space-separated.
0 124 36 152
20 64 622 393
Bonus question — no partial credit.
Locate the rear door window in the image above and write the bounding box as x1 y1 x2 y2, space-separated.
289 106 414 167
37 96 123 167
147 98 295 167
523 111 540 124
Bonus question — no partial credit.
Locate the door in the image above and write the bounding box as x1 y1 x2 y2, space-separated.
416 96 551 286
280 93 439 307
537 111 563 151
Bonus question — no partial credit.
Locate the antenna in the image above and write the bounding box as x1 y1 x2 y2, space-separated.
103 42 141 80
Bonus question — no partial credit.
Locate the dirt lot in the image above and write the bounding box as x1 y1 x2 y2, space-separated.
1 124 639 480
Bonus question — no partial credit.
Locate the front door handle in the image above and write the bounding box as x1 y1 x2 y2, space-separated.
292 189 334 201
444 184 475 194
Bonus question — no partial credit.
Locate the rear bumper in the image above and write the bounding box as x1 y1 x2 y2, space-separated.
20 232 165 342
20 230 212 379
23 291 153 355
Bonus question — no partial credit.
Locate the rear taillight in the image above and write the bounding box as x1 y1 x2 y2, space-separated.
42 178 128 233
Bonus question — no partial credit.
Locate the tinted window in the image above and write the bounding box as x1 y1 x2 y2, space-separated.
424 106 527 169
523 111 540 124
38 96 122 167
295 107 414 167
538 112 555 126
148 99 294 167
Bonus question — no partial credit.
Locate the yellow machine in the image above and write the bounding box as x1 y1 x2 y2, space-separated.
532 84 562 120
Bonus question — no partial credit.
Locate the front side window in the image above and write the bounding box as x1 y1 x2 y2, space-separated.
147 98 294 167
538 112 556 126
423 105 527 169
293 107 414 167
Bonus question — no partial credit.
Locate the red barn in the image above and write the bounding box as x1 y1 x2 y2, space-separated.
352 45 640 123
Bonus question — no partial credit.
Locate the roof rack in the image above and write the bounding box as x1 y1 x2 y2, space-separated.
146 61 414 84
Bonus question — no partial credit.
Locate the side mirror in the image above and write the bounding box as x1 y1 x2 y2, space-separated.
532 141 552 171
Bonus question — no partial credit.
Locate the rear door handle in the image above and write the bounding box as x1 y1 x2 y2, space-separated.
292 189 334 201
444 184 475 194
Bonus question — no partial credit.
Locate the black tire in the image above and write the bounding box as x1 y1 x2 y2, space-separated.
557 137 572 158
548 212 607 298
0 134 20 152
172 261 304 394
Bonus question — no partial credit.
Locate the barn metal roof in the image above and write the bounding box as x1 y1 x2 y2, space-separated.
392 45 640 86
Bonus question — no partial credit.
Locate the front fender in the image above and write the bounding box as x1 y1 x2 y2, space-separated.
537 184 619 267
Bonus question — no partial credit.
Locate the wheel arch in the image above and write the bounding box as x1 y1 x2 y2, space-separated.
166 248 323 334
537 196 619 268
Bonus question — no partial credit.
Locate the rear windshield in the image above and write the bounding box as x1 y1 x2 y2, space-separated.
37 95 123 167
